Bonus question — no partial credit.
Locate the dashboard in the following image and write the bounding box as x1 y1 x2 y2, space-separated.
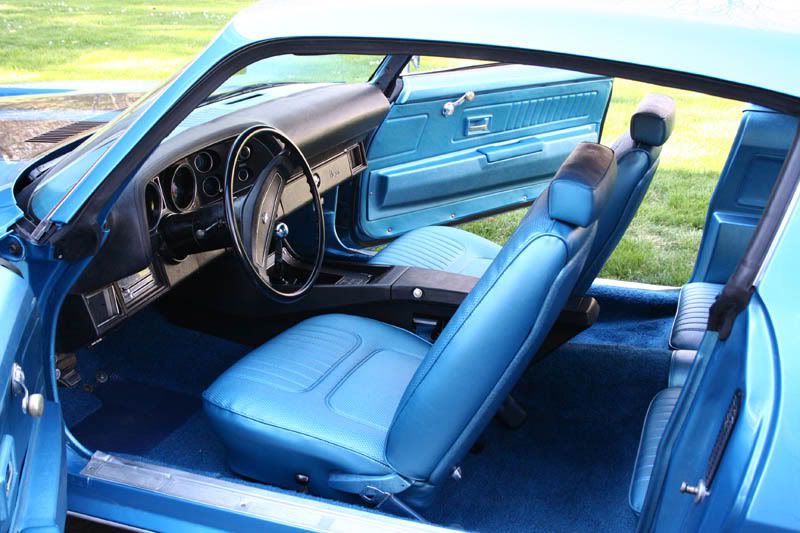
57 82 389 351
144 135 276 232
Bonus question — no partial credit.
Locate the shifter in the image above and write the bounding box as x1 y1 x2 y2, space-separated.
273 222 289 283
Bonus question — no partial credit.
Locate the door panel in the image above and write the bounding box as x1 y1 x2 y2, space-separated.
357 64 612 241
691 105 798 283
0 264 66 532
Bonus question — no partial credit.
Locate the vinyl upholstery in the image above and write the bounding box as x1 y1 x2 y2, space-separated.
669 282 724 350
368 225 500 277
629 93 676 146
369 94 676 297
203 314 430 496
629 387 682 514
668 349 697 388
203 142 617 507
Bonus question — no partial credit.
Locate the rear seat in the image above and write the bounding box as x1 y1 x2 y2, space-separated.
669 282 724 350
628 282 721 514
629 388 681 514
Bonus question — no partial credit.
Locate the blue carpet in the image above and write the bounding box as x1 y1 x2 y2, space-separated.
64 308 249 455
61 283 676 531
70 380 200 455
426 284 676 531
74 308 250 397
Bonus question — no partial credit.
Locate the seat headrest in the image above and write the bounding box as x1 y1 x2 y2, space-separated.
548 142 617 227
630 93 676 146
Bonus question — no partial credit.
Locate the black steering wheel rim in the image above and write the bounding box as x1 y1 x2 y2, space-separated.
224 124 325 303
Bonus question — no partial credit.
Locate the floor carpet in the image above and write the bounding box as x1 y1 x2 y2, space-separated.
424 284 676 531
61 283 677 532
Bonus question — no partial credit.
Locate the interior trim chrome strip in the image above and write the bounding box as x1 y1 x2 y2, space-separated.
81 452 456 532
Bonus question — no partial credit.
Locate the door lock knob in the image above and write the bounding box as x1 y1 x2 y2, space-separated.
679 479 709 503
25 394 45 418
11 363 45 418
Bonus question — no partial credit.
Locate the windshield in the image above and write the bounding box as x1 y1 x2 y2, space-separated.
206 54 385 102
26 53 386 222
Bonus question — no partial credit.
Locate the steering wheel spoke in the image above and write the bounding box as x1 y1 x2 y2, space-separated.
224 125 325 302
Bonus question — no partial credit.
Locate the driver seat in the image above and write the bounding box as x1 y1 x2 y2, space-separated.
203 142 617 508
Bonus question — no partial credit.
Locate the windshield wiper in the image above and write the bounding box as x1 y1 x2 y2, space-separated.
200 82 297 106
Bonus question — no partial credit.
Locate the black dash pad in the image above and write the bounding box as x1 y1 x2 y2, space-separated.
71 381 200 455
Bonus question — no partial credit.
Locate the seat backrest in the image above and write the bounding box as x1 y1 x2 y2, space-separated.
386 142 618 484
573 93 676 294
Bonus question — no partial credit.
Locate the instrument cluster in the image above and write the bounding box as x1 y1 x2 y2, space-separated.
143 137 273 231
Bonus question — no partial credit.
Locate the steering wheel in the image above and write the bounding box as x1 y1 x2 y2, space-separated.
224 125 325 302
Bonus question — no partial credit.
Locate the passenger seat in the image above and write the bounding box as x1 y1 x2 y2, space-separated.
369 93 676 295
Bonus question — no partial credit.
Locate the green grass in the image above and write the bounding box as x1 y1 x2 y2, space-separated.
0 1 252 82
462 80 742 285
0 3 743 285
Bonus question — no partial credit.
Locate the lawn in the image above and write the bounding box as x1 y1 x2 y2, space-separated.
0 1 743 286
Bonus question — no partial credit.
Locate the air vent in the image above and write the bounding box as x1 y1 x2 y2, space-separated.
26 120 105 144
348 144 366 172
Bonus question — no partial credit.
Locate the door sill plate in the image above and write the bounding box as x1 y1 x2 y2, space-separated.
81 452 454 532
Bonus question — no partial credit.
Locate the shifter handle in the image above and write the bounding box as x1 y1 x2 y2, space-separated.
274 222 289 240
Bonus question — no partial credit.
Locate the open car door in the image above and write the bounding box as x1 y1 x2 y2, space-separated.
0 263 66 532
355 62 612 241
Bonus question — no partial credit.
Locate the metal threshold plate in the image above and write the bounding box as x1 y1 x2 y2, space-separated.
81 452 456 532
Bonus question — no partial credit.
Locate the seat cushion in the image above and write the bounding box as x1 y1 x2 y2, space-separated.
369 225 500 277
670 282 724 350
629 387 681 514
203 314 430 498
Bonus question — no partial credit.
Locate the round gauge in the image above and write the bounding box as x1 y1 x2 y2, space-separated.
169 164 197 212
144 181 163 229
202 175 221 198
239 145 252 162
193 151 215 173
237 167 251 182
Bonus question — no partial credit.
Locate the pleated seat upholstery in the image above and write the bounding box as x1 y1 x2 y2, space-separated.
629 387 682 514
203 314 431 491
369 225 500 277
669 282 724 350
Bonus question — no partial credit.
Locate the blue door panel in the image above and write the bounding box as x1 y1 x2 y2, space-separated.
12 401 67 532
358 65 612 241
691 106 798 283
0 264 66 532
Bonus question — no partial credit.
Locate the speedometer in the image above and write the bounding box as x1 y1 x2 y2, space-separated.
168 164 197 212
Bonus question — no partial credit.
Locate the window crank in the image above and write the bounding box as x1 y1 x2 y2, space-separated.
442 90 476 117
11 363 44 418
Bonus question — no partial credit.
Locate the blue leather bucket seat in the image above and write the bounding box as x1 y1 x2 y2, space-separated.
203 142 617 508
369 93 675 294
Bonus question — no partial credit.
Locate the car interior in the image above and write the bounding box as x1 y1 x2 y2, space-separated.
32 54 798 531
